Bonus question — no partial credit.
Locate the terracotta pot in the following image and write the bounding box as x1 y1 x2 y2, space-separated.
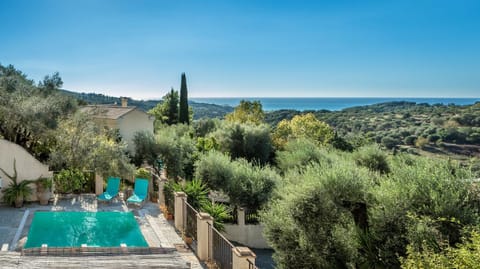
14 195 23 208
38 191 51 205
184 236 193 245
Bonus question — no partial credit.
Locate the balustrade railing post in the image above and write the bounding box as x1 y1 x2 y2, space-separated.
197 212 213 261
232 247 256 269
238 207 246 226
174 192 187 231
95 173 103 195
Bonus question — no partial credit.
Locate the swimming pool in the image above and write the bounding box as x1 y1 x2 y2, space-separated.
24 211 148 248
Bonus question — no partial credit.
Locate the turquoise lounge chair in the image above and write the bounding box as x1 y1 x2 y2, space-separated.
127 178 149 206
97 177 121 202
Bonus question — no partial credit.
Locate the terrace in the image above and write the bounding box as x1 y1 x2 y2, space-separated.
0 194 204 269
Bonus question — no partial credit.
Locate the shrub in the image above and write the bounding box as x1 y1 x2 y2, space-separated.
201 202 232 231
54 169 87 193
354 145 390 174
194 151 233 190
135 168 151 180
156 125 197 180
404 135 417 145
276 138 329 173
212 122 273 165
194 151 280 211
262 161 372 269
415 137 428 148
182 179 209 210
381 136 400 149
401 231 480 269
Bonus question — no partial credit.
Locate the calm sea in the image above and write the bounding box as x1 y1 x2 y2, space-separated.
190 97 480 111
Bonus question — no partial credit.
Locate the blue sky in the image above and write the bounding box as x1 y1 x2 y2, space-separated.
1 0 479 99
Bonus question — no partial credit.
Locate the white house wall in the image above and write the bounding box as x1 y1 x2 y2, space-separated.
117 109 154 153
0 139 53 202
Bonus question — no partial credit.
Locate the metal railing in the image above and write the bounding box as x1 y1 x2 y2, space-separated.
209 222 234 269
224 205 238 224
247 258 258 269
184 200 199 241
245 208 259 224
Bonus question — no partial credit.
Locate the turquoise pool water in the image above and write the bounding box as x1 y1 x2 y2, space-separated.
24 212 148 248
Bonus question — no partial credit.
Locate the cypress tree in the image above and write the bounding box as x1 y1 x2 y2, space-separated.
179 72 189 124
167 88 179 125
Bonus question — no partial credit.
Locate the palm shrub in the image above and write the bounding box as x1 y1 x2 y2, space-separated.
1 159 33 207
201 202 232 231
182 178 209 210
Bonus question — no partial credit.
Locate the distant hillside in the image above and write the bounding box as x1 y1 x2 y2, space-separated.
61 90 233 119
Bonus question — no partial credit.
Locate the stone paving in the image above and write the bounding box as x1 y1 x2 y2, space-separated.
0 194 206 268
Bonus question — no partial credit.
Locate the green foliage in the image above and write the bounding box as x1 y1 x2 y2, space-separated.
262 160 372 269
182 178 210 210
195 151 234 190
401 231 480 269
135 168 151 180
276 138 329 173
195 151 280 211
225 100 265 125
193 118 219 137
156 124 197 180
273 113 334 148
36 177 53 192
368 156 478 267
228 159 279 210
201 202 232 231
149 88 179 126
54 168 87 194
264 142 480 268
212 122 273 165
353 145 391 174
381 135 401 149
179 73 190 125
0 64 77 160
196 137 219 153
0 159 33 207
132 131 160 169
49 112 135 178
2 180 33 206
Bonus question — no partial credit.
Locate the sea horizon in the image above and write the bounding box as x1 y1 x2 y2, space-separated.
190 97 480 111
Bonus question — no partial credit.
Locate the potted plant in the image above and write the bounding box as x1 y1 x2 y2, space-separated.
1 159 33 208
36 177 53 205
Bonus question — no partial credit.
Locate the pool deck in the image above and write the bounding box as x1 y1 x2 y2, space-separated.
0 194 205 268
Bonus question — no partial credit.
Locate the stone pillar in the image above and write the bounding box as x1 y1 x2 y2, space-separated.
197 212 213 261
238 207 246 226
174 192 187 231
232 247 256 269
95 173 103 195
159 180 166 205
40 244 48 256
